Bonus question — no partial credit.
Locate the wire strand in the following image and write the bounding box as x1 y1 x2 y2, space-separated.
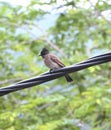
0 52 111 96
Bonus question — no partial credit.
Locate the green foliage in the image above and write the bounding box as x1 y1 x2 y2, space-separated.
0 0 111 130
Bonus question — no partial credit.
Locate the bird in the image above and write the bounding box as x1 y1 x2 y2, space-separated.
39 48 73 82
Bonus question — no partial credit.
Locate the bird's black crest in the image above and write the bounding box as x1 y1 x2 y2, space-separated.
40 48 49 56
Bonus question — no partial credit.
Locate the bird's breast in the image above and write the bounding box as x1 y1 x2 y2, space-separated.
44 55 60 69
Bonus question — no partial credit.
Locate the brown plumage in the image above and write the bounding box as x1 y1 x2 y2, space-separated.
40 48 73 82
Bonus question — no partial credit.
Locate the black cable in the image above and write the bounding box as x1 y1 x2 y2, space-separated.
0 52 111 96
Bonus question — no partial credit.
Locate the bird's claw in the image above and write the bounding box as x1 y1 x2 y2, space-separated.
49 68 58 73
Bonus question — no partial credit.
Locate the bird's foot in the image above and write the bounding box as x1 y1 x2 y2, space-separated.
49 68 58 73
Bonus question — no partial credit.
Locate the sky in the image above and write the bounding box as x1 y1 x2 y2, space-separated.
0 0 111 27
0 0 31 6
0 0 66 6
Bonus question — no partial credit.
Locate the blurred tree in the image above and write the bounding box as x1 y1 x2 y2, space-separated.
0 0 111 130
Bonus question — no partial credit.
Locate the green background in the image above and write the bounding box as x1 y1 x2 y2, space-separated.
0 0 111 130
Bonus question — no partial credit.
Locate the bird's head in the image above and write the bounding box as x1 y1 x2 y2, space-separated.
39 48 49 57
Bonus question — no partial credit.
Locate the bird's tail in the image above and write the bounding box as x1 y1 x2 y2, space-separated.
65 74 73 82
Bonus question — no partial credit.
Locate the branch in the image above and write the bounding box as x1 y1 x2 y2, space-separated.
32 23 66 57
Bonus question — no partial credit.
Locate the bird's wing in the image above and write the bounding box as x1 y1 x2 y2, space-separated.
50 54 65 67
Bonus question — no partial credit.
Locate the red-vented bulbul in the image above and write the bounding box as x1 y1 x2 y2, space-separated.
40 48 73 82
